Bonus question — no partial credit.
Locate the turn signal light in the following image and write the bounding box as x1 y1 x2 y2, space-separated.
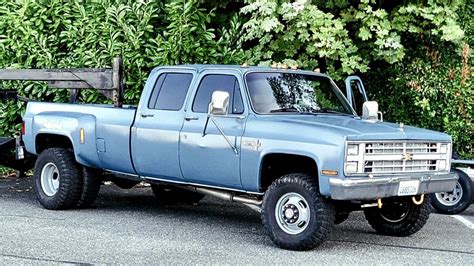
321 170 338 176
80 128 85 144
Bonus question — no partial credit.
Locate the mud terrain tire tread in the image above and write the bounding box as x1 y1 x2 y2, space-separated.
364 196 431 237
76 167 101 208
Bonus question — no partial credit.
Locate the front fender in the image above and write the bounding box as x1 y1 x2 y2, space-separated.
240 138 342 196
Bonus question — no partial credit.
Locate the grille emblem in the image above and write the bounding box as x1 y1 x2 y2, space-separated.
398 122 405 131
403 153 413 161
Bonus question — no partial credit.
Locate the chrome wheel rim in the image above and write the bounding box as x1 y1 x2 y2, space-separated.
435 181 463 206
275 192 310 235
40 162 60 196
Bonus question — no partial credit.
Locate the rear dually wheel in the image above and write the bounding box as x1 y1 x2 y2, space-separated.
33 148 83 210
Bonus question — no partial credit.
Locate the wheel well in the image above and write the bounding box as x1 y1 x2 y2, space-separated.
260 153 318 191
36 134 73 154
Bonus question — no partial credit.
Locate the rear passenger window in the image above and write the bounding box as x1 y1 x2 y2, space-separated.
192 75 244 114
148 73 193 111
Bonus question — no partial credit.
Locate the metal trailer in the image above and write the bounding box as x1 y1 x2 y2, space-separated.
0 58 124 173
430 159 474 214
0 137 35 174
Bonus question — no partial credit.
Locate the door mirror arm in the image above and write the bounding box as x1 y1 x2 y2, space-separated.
202 91 238 155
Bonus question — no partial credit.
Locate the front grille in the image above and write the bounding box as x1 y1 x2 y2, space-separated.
365 160 437 173
365 142 439 155
361 142 447 174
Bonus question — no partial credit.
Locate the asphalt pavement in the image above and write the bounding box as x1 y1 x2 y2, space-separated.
0 176 473 265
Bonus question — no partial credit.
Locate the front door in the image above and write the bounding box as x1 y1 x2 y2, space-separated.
179 71 247 189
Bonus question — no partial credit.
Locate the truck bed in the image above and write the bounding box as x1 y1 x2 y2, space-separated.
23 102 137 173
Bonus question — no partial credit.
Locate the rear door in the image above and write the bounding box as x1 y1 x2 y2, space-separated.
131 69 195 181
179 70 247 189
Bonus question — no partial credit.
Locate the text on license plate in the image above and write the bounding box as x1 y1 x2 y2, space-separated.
398 180 420 196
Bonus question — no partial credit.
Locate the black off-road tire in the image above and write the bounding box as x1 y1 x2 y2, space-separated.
364 196 431 237
151 184 205 204
430 169 473 215
261 173 334 251
76 167 102 208
33 148 83 210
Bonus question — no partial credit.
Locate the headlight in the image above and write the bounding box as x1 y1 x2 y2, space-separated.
438 160 447 171
347 144 359 155
440 144 448 154
345 162 358 173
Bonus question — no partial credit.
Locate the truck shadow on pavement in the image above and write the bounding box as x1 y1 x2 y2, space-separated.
2 176 473 253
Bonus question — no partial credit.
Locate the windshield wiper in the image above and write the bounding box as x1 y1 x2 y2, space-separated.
269 109 320 116
269 107 299 113
314 109 352 116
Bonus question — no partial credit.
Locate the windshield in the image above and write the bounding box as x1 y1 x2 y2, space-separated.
246 72 354 115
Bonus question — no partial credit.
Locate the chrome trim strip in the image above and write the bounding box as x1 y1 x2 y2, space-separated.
103 170 264 195
330 173 456 187
106 169 140 178
345 140 452 143
143 175 264 195
329 172 458 200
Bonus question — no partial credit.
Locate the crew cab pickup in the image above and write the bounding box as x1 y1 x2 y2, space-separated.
15 64 457 250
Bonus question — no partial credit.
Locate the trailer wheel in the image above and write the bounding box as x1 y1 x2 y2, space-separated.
33 148 83 210
261 173 334 251
364 196 431 236
76 167 101 208
430 169 473 214
151 184 205 204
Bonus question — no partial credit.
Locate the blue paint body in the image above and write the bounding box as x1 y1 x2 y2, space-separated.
22 65 452 196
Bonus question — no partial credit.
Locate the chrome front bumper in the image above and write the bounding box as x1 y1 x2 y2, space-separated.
329 172 458 200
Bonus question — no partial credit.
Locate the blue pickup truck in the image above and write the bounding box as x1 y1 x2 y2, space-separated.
15 64 457 250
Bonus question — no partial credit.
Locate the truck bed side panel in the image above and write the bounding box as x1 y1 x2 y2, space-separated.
24 102 137 174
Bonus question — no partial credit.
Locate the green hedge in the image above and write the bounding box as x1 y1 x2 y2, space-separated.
0 0 472 158
0 0 244 136
364 0 473 158
365 43 473 158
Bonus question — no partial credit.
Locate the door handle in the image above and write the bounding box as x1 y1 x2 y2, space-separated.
185 116 199 121
141 113 154 118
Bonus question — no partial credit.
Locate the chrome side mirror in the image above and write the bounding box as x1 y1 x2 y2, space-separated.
362 101 383 121
208 91 230 116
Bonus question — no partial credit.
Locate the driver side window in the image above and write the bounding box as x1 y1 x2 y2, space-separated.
192 74 244 114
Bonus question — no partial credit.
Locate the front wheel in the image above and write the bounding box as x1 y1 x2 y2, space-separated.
364 196 431 236
261 173 334 251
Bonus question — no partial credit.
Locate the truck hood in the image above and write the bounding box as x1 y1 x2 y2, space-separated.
268 114 451 141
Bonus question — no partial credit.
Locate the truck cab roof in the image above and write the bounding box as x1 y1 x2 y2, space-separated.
151 64 329 78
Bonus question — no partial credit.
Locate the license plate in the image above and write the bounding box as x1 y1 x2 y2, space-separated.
398 180 420 196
